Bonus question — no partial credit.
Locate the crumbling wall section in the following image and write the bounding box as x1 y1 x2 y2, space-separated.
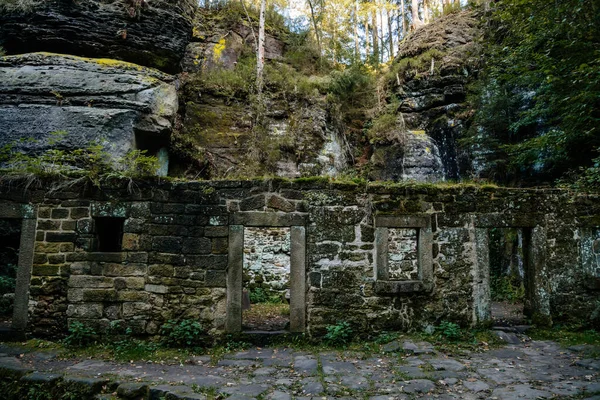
0 180 598 337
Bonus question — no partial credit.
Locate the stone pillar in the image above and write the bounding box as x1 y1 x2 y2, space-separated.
473 228 491 325
12 217 37 331
290 226 306 333
226 225 243 332
528 225 551 326
374 227 389 280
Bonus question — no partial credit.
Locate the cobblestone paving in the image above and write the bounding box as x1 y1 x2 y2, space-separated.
1 340 600 399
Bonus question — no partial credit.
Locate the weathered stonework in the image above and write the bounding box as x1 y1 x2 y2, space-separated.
1 180 599 338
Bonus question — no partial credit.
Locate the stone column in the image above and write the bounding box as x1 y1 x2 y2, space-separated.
290 226 306 333
12 217 37 331
374 227 389 280
226 225 243 332
473 228 491 325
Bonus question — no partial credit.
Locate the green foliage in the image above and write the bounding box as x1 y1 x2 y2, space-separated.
437 321 462 341
160 319 205 347
0 132 160 187
63 321 97 347
248 287 283 304
491 275 525 303
324 321 353 346
468 0 600 183
0 46 5 56
387 48 445 82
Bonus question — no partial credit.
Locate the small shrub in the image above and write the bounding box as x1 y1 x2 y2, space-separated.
248 287 283 304
491 275 525 303
437 321 462 341
324 321 353 346
63 321 97 346
160 319 205 347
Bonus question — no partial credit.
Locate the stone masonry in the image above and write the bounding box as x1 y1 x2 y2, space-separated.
0 179 599 338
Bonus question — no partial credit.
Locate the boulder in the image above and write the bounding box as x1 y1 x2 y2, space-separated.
0 52 177 160
0 0 196 73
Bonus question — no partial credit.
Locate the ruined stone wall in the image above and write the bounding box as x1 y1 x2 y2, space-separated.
1 180 599 337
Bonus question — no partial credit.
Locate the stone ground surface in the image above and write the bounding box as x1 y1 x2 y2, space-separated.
1 339 600 399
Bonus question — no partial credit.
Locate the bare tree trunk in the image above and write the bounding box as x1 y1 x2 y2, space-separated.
423 0 429 23
307 0 322 58
256 0 266 95
411 0 422 29
372 9 379 63
365 16 370 59
354 0 360 61
387 7 394 59
379 6 385 63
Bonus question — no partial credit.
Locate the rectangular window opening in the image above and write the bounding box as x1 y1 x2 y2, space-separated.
388 228 419 281
93 217 125 252
242 227 290 332
0 218 21 329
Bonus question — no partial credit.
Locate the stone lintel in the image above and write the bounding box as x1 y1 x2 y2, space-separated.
231 212 307 227
375 215 430 228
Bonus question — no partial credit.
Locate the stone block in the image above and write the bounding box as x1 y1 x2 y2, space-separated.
240 194 266 211
37 219 60 230
188 255 228 270
32 265 63 276
82 289 118 302
205 270 226 287
148 252 185 265
51 208 69 219
211 237 228 254
87 252 126 263
68 275 114 288
103 263 147 277
123 302 152 318
152 236 182 253
47 254 65 264
76 218 94 234
182 237 212 254
45 232 77 242
145 284 169 294
122 233 140 251
114 277 145 290
70 207 90 219
66 303 103 318
204 226 229 237
117 291 149 302
127 252 149 263
61 220 76 231
267 194 295 212
123 218 145 233
148 264 174 277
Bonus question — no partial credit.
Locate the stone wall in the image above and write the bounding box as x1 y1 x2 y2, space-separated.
1 179 599 337
243 227 291 293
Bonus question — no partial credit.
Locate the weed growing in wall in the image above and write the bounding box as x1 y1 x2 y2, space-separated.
324 321 353 346
160 319 205 347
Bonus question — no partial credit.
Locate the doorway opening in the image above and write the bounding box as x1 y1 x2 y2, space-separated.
242 227 290 332
489 227 531 326
0 219 21 329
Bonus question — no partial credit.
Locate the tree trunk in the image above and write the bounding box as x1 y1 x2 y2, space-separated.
256 0 266 95
372 9 379 63
387 7 394 59
307 0 322 58
411 0 422 29
423 0 429 23
354 0 360 61
379 6 385 63
365 16 370 59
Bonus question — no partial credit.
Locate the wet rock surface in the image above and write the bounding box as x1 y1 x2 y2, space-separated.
1 339 599 399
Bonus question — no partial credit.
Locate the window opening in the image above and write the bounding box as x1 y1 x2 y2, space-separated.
0 219 21 329
93 217 125 252
242 227 290 332
388 228 419 280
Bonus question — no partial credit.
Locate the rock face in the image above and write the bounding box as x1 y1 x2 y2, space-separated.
0 53 178 159
174 10 347 179
372 11 480 182
0 0 196 73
